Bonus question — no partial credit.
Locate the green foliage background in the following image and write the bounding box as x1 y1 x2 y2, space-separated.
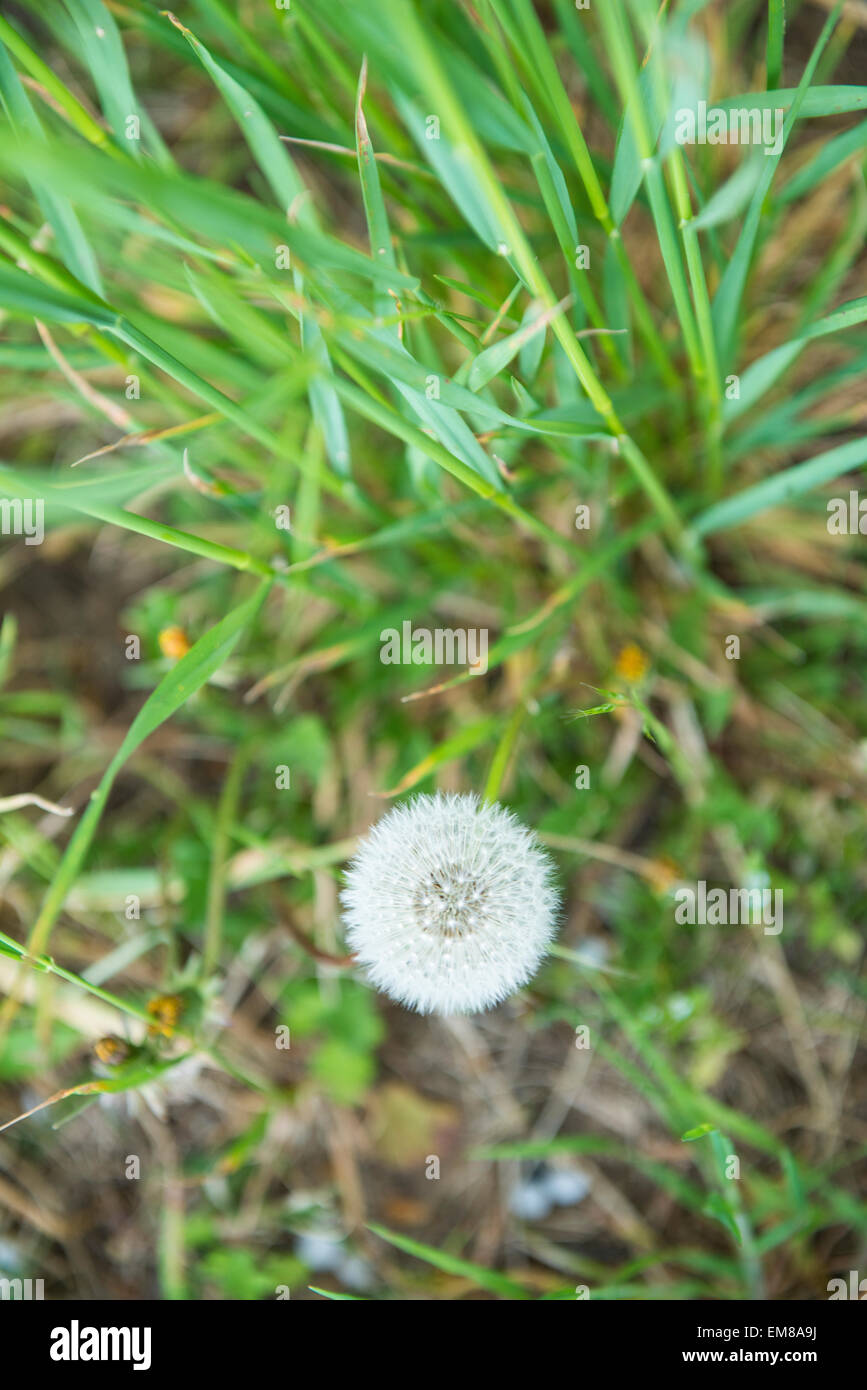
0 0 864 1300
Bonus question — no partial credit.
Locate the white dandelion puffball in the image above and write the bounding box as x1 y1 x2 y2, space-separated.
340 793 559 1016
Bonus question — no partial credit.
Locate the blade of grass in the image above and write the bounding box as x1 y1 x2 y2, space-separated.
0 463 280 578
712 2 845 367
0 48 103 294
367 1221 531 1298
0 578 271 1041
724 295 867 423
778 119 867 204
0 13 109 147
61 0 144 155
691 435 867 537
597 0 706 404
379 0 684 543
767 0 786 91
491 0 678 386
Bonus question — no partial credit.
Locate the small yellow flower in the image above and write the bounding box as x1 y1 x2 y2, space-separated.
615 643 649 684
158 626 191 660
93 1035 132 1066
146 993 185 1039
645 855 680 895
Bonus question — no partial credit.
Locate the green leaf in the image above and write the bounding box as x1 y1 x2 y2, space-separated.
0 462 274 574
378 717 501 796
714 85 867 118
61 0 142 154
0 259 283 452
0 46 102 293
0 13 108 147
724 296 867 422
392 89 511 256
610 64 662 227
0 261 114 325
692 435 867 536
712 6 845 365
779 118 867 204
309 1286 366 1300
766 0 785 91
467 298 565 392
22 580 271 958
355 57 397 271
682 1123 718 1142
692 155 764 231
169 13 304 210
0 136 419 293
367 1222 531 1299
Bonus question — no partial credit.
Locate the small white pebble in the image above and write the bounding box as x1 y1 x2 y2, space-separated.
543 1168 591 1208
509 1179 552 1222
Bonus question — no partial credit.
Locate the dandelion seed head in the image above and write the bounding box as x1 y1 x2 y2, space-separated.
340 792 559 1015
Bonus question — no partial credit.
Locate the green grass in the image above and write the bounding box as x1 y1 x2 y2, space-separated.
0 0 864 1302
